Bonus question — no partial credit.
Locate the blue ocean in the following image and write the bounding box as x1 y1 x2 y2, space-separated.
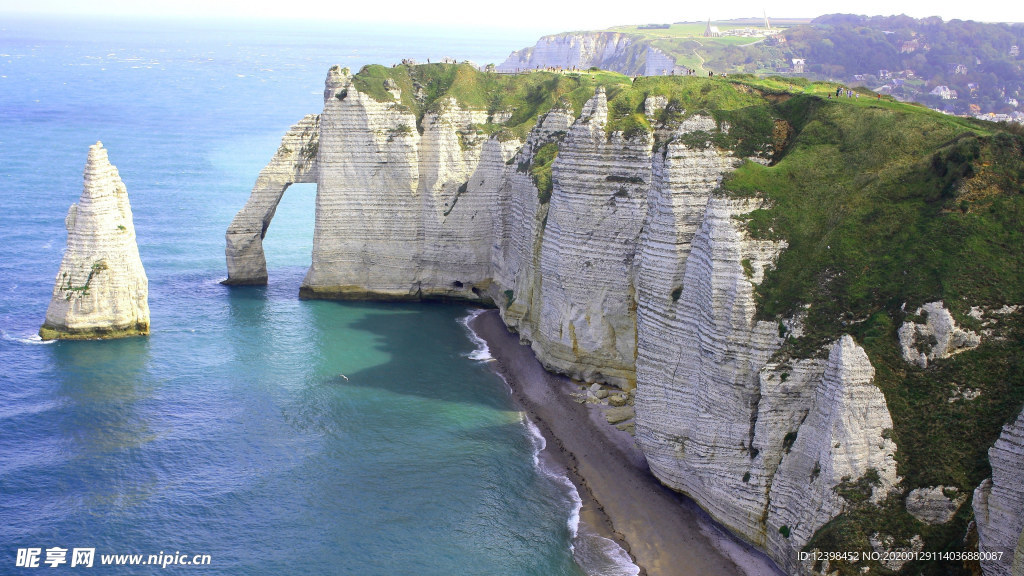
0 16 631 574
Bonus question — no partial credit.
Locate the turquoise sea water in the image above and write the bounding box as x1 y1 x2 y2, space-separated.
0 17 615 574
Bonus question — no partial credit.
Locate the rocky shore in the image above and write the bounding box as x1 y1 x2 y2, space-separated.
470 309 782 576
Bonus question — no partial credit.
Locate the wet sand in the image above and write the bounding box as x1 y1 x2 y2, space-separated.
470 309 783 576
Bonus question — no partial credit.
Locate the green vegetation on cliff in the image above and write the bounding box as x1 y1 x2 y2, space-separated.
350 63 631 139
722 88 1024 576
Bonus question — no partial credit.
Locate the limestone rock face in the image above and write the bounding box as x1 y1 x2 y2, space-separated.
765 336 900 572
905 486 966 524
633 189 898 574
1014 528 1024 576
635 195 788 535
974 406 1024 576
497 32 682 76
41 143 149 339
634 115 741 394
518 89 652 388
490 107 574 336
300 68 500 301
898 301 981 367
224 114 320 285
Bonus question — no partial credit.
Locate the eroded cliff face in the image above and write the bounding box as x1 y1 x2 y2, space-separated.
634 189 899 572
225 67 921 574
298 67 503 301
224 115 320 285
511 89 651 388
41 143 149 340
974 407 1024 576
497 32 680 76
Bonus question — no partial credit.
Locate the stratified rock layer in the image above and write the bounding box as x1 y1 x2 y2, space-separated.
519 88 651 388
974 407 1024 576
224 114 320 284
226 67 911 574
497 32 681 76
300 67 500 302
41 143 149 339
905 486 966 525
634 192 898 574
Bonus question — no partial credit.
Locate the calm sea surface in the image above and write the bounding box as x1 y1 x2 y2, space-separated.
0 17 623 574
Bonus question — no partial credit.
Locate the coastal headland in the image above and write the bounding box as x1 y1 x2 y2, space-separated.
226 62 1024 575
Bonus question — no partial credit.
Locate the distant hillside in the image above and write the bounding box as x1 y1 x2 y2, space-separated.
499 15 1024 119
784 14 1024 117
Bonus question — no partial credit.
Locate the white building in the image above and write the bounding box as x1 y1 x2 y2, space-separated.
930 85 955 100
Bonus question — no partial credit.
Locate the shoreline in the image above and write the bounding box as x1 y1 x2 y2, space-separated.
469 309 783 576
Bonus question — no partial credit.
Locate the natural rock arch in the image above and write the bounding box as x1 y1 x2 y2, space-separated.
223 114 320 285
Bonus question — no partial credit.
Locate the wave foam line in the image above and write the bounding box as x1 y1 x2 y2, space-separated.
458 308 493 361
1 330 54 345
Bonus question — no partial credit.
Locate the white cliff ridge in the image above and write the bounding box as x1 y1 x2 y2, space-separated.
974 407 1024 576
223 65 995 575
497 32 682 76
41 142 149 340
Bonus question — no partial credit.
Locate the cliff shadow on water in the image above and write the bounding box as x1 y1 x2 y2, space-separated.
304 299 511 409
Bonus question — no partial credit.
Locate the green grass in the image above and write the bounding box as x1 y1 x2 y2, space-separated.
530 143 558 203
717 89 1024 572
600 75 780 154
348 63 631 140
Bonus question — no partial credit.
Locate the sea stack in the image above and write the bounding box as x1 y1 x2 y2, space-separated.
40 142 149 340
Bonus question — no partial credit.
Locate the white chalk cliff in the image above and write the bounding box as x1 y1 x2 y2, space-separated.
41 142 149 340
497 32 682 76
224 66 996 574
224 114 320 284
633 193 899 574
974 406 1024 576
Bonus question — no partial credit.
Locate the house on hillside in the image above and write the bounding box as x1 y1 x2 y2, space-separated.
900 39 920 53
954 64 968 75
930 85 956 100
879 69 892 80
1011 45 1020 57
791 58 805 74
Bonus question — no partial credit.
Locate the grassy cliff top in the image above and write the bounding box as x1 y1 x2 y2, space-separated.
349 63 631 140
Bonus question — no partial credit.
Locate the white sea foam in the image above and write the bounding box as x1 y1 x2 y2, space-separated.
521 414 639 575
1 330 54 345
522 414 581 538
573 524 642 576
458 308 493 361
461 307 638 576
